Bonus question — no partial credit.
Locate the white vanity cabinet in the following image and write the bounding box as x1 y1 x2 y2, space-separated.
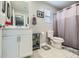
2 28 32 58
0 29 2 57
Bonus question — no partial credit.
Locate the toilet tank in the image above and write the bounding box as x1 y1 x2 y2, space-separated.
48 30 54 39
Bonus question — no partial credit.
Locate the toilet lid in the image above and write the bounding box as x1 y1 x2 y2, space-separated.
53 37 64 43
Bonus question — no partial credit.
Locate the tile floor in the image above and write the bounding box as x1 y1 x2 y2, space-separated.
63 46 79 55
31 44 79 58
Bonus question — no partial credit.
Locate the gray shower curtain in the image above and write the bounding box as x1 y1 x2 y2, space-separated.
53 13 58 36
56 3 79 49
76 4 79 49
65 4 78 49
57 10 65 39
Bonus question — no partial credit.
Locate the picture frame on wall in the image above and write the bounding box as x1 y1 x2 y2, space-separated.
2 1 6 13
37 10 44 18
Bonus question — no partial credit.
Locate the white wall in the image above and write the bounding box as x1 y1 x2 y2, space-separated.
28 1 57 45
0 1 6 26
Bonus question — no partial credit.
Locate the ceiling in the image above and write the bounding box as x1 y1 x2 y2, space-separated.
45 1 77 10
11 1 78 12
11 1 28 14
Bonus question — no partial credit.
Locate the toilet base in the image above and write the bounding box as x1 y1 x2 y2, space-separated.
51 42 63 49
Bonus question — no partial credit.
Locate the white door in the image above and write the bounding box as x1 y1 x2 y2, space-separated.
19 35 32 57
2 36 18 58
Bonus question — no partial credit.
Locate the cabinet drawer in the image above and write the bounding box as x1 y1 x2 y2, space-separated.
18 29 32 35
3 29 17 36
22 34 32 38
3 29 32 36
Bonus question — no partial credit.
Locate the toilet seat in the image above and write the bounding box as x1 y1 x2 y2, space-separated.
53 37 64 43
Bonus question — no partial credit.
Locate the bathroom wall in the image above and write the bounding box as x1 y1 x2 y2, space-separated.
28 1 57 45
0 1 6 26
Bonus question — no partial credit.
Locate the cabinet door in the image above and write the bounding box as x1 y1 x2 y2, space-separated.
0 37 2 58
2 36 18 58
19 35 32 57
0 30 2 57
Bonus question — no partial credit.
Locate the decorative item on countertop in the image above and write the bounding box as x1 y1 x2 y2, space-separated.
5 21 12 26
32 15 37 25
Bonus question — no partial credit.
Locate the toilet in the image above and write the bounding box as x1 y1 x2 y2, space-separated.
47 30 64 49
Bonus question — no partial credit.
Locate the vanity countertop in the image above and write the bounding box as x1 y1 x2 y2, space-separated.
2 26 31 30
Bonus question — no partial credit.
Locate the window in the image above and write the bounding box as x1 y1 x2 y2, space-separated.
44 10 51 23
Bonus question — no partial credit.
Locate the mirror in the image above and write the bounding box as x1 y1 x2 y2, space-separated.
15 14 25 26
10 1 29 27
